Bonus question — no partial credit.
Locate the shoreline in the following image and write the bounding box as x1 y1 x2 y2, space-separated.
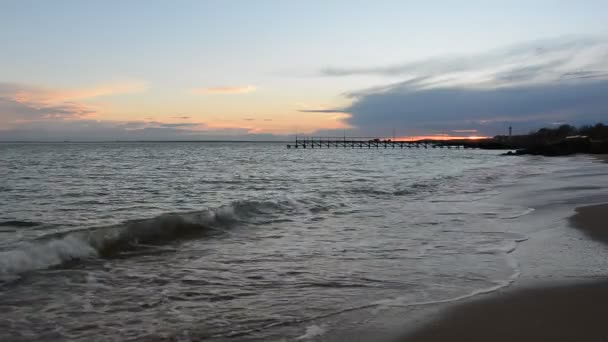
399 201 608 342
570 203 608 244
300 154 608 342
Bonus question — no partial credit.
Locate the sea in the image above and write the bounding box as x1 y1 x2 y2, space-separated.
1 142 607 341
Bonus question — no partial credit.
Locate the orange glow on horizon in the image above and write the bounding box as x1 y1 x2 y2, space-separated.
394 135 489 141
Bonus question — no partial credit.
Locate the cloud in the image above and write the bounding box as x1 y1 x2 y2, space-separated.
156 122 204 128
321 36 606 81
0 118 288 141
0 94 97 122
342 79 608 136
314 36 608 136
0 81 286 141
2 81 146 105
43 81 146 102
0 81 147 124
452 129 478 133
297 103 349 114
298 109 349 113
191 85 256 95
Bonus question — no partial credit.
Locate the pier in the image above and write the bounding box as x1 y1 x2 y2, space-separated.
287 137 479 149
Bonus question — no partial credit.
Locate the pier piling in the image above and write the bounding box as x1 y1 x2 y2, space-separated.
288 137 475 150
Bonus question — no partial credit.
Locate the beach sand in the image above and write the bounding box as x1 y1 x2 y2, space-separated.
571 203 608 244
399 203 608 342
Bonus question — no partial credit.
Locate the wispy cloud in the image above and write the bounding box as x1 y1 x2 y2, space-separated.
298 109 348 113
322 36 607 83
0 81 147 123
452 129 478 133
297 103 349 114
191 85 256 95
0 81 288 140
0 118 286 141
6 81 146 105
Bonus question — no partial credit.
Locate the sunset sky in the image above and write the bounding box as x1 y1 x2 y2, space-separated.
1 0 607 141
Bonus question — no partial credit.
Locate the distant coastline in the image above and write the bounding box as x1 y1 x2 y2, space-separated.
491 123 608 156
405 123 608 156
0 140 291 144
3 123 608 157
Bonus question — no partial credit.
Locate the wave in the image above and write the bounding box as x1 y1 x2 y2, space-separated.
393 175 460 197
0 220 42 227
499 207 535 219
0 199 293 280
347 187 392 197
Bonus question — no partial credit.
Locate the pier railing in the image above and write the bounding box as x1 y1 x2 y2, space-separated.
287 137 478 149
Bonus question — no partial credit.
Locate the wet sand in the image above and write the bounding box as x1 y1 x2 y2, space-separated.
571 203 608 244
400 203 608 342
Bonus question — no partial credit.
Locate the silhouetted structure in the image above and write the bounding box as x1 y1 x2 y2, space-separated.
288 123 608 156
287 137 480 149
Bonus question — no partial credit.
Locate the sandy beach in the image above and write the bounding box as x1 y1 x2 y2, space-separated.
400 202 608 342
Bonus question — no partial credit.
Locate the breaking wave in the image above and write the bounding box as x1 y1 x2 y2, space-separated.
0 199 293 280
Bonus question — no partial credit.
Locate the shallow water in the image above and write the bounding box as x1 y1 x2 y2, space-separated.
0 142 593 341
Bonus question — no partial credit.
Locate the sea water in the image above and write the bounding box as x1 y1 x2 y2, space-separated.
0 142 600 341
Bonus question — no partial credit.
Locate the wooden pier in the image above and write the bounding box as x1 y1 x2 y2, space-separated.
287 137 477 149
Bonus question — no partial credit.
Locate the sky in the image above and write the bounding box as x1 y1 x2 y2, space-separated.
1 0 607 141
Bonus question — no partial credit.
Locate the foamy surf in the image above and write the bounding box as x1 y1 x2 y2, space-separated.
0 198 296 280
0 235 97 280
296 324 327 340
372 236 523 309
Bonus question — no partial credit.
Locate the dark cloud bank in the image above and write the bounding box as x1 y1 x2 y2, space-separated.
341 79 608 136
314 36 608 137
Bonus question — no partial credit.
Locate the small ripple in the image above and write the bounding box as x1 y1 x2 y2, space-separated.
0 220 42 227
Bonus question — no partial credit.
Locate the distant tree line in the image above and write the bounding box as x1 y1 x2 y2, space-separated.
528 123 608 142
496 123 608 156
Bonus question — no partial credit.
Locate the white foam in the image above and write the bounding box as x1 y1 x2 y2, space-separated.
500 207 535 219
0 235 97 278
373 240 522 309
0 198 298 279
477 240 518 254
372 273 517 309
296 325 326 340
